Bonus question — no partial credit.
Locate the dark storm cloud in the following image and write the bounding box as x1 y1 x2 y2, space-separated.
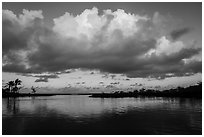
170 28 192 40
125 47 201 78
2 8 202 79
19 29 157 76
3 64 28 73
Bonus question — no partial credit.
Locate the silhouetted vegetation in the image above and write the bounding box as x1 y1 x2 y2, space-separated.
90 82 202 99
2 79 23 97
2 79 93 97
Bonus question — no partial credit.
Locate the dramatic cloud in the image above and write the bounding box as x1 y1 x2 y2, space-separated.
2 9 43 55
2 8 201 79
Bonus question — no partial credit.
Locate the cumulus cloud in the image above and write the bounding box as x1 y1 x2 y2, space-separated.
2 8 202 79
53 7 148 39
2 9 43 54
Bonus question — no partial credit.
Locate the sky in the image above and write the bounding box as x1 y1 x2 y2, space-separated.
2 2 202 93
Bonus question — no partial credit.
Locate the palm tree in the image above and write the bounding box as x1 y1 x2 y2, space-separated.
13 79 22 93
6 81 15 93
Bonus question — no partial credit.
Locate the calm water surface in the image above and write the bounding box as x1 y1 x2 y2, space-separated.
2 95 202 135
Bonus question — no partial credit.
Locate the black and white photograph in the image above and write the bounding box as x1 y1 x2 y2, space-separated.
2 2 202 135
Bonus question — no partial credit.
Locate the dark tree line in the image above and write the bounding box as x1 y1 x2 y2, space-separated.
91 82 202 98
135 82 202 98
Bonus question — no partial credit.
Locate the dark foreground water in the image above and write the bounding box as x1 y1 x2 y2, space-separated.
2 95 202 135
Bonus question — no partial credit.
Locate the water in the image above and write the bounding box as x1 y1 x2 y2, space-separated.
2 95 202 135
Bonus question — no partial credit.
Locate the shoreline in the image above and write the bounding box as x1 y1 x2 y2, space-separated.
2 93 93 98
2 92 202 99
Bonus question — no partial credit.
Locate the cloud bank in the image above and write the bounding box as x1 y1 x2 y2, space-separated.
2 7 202 79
